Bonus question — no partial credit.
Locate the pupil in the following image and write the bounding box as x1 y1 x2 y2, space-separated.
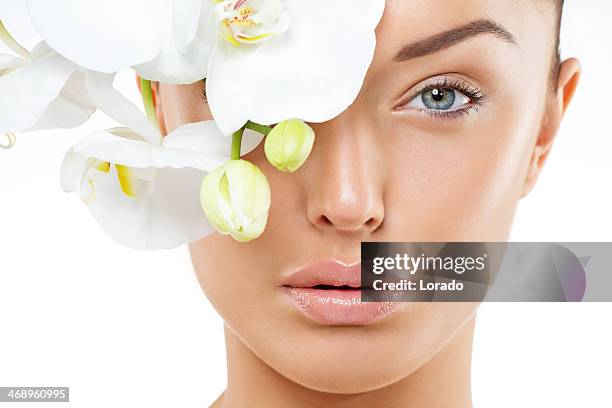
432 88 444 102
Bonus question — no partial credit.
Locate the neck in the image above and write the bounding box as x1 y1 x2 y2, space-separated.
214 317 475 408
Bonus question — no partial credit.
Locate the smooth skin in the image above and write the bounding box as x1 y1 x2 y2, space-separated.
146 0 580 406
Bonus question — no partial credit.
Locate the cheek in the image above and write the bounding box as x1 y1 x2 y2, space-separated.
383 98 541 241
188 219 284 331
372 30 552 242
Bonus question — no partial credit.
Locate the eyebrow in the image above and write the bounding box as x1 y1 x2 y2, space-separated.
393 19 517 62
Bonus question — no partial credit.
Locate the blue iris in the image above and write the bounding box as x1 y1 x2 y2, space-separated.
421 88 456 110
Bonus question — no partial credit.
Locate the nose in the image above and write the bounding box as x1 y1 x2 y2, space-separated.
305 114 385 235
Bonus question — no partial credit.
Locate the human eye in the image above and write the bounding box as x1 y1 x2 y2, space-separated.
395 76 485 120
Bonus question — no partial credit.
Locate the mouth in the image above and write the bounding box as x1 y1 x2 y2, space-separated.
278 259 398 325
310 284 360 290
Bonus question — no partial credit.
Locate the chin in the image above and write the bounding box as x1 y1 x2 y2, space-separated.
240 302 478 394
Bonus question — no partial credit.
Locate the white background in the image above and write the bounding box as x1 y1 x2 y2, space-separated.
0 1 610 407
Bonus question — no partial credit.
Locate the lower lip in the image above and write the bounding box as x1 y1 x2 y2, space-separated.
280 287 399 325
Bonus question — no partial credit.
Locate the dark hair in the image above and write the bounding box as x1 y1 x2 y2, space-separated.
552 0 565 84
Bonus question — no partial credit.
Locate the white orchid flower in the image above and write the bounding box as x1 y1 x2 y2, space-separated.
0 21 96 135
206 0 386 135
26 0 216 84
61 120 264 250
25 0 385 134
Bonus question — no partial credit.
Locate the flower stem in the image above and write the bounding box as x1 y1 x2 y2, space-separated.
231 128 245 160
140 78 158 127
245 121 273 136
0 20 30 61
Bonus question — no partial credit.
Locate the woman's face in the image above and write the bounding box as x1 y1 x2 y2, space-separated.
158 0 568 394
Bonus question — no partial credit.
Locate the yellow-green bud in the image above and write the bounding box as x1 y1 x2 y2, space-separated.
264 119 314 172
200 159 271 242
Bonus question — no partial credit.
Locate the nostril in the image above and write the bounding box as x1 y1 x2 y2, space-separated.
365 218 376 227
319 215 334 227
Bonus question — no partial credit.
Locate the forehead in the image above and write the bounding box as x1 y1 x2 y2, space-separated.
375 0 556 59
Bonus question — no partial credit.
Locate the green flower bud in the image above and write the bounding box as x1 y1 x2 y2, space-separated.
200 159 271 242
264 119 315 172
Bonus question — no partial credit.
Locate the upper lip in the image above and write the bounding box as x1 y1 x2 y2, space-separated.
279 259 361 289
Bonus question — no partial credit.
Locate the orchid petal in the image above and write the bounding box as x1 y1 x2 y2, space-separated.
86 163 213 250
27 70 95 131
134 0 215 83
26 0 160 73
0 43 94 133
84 72 162 145
170 0 202 50
0 53 24 75
60 149 92 194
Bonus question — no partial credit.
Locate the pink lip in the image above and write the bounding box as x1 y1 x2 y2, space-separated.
278 259 399 325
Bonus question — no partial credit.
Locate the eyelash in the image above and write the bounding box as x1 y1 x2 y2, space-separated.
397 77 485 120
